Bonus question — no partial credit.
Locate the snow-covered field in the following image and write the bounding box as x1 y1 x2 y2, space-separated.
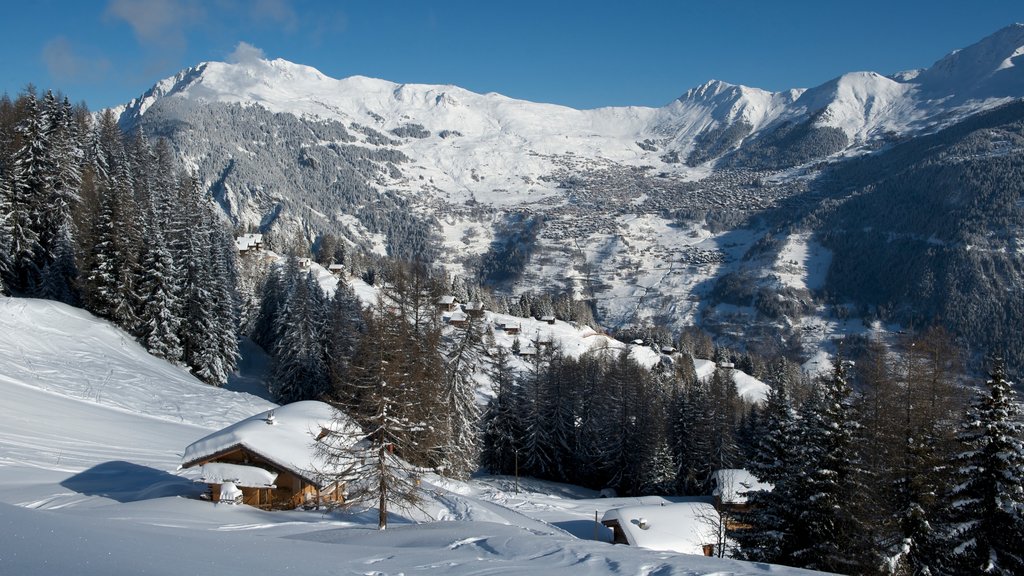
0 297 825 575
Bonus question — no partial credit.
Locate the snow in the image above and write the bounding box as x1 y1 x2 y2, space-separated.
198 463 277 488
0 296 827 575
602 502 721 555
775 233 832 292
710 469 773 505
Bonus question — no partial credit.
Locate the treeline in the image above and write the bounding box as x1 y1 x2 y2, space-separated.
481 346 760 496
734 328 1024 575
0 87 239 385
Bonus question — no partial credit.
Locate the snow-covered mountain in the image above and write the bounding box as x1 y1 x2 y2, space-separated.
119 24 1024 172
114 24 1024 365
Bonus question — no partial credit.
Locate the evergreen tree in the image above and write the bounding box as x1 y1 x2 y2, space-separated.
437 314 484 479
733 358 799 563
940 356 1024 575
788 360 877 574
0 166 14 295
135 191 183 363
7 94 49 292
324 279 363 393
269 265 328 402
480 345 522 475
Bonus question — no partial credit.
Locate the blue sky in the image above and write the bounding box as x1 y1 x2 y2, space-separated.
1 1 1023 110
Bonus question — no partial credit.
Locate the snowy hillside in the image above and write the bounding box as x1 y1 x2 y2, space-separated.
0 296 820 575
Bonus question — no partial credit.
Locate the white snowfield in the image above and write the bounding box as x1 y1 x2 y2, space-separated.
0 297 825 575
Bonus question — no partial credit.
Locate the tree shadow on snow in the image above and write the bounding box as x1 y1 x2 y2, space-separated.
60 461 202 503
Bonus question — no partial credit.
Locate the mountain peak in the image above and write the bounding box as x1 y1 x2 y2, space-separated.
913 23 1024 100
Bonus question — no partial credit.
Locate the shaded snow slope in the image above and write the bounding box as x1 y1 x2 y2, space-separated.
0 297 825 575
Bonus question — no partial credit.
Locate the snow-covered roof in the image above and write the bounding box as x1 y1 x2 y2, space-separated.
464 301 484 311
181 401 360 486
199 462 278 488
449 311 468 322
235 234 263 252
710 469 772 505
437 295 457 305
601 502 720 555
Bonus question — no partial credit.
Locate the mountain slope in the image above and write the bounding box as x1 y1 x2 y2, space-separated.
0 296 819 576
113 25 1024 368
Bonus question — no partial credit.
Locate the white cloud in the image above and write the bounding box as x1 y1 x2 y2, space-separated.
227 41 266 66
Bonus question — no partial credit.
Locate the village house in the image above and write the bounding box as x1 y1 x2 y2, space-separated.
328 263 345 277
179 401 359 510
463 301 485 317
235 233 263 255
447 310 469 328
601 502 721 556
436 295 459 312
502 322 521 335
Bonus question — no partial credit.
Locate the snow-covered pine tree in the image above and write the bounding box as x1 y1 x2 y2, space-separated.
39 93 81 282
38 221 80 305
788 359 877 574
940 355 1024 575
135 187 183 363
0 165 13 295
437 313 484 479
8 93 50 293
324 278 363 395
269 264 328 402
732 358 799 563
671 376 714 494
480 345 522 475
83 111 141 331
519 342 556 478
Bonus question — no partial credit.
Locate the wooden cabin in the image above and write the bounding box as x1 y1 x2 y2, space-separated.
503 323 520 335
464 297 483 315
235 233 264 255
448 310 469 328
180 401 358 511
436 295 459 312
328 264 345 277
540 315 556 325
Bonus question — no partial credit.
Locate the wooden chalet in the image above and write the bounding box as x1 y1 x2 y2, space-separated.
540 315 556 325
448 310 469 328
235 233 264 255
180 401 359 510
436 295 459 312
502 322 521 335
463 301 485 317
328 264 345 276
